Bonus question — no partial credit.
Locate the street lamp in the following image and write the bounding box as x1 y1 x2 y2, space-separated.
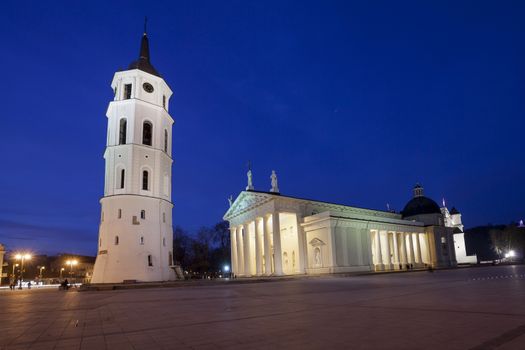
12 263 19 277
14 253 31 290
60 267 65 279
66 259 78 280
39 266 45 280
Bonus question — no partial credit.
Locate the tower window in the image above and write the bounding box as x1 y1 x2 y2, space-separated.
119 118 127 144
142 170 149 191
114 86 117 97
119 169 125 189
124 84 132 99
164 129 168 153
115 236 119 245
163 212 165 223
148 255 153 266
99 238 102 247
162 95 166 109
142 121 152 146
163 237 166 247
140 210 146 220
118 209 122 219
169 251 173 266
140 236 144 245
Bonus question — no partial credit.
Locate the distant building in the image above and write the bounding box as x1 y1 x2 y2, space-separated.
224 179 466 276
91 29 175 283
50 255 96 282
441 205 477 264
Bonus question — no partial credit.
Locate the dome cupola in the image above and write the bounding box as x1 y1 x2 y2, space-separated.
401 183 442 218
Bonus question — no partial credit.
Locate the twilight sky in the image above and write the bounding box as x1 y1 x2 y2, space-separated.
1 1 524 256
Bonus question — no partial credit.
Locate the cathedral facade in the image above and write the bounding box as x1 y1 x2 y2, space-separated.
91 30 176 283
224 179 475 277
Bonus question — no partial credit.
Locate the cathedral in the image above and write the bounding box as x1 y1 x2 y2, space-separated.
224 174 476 276
92 29 176 283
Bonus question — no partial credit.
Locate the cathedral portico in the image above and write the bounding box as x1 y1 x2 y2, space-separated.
224 178 464 277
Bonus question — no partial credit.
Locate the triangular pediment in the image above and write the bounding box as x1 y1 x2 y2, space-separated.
223 191 273 220
309 238 326 246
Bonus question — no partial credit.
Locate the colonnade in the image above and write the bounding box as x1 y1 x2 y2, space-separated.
372 230 430 271
230 212 284 277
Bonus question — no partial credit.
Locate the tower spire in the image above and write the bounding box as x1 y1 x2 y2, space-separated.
127 20 161 77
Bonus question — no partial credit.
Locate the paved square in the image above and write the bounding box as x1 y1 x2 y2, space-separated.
1 265 524 349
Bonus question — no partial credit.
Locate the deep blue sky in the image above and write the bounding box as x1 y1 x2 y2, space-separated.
1 1 524 256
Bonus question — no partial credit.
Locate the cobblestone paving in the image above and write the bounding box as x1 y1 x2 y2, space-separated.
1 265 524 349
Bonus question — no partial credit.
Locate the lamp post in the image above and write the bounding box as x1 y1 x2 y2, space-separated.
60 267 65 280
66 260 78 282
39 266 45 280
12 263 19 277
14 253 31 290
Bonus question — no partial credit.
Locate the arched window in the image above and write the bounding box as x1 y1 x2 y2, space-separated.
164 129 168 152
119 169 125 189
163 237 166 247
169 251 173 266
140 210 146 220
118 209 122 219
140 236 144 245
115 236 119 245
142 121 152 146
142 170 149 190
148 255 153 266
119 118 127 144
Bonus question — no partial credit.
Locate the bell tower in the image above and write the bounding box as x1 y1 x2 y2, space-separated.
91 28 175 283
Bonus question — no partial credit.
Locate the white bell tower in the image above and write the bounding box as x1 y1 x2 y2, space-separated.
91 28 176 283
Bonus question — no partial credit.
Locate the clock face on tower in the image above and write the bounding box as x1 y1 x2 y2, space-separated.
143 82 154 93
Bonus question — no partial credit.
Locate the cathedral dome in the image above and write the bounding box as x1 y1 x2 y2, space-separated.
401 183 441 218
401 196 441 218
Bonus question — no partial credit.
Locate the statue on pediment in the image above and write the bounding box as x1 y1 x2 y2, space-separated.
270 170 279 193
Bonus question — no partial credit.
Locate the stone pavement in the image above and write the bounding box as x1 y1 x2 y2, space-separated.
1 265 524 349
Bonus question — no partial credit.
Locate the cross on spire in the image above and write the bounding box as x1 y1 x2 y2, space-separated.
144 16 148 35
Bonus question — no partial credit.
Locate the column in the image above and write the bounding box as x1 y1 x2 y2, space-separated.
415 233 423 265
263 215 272 276
272 212 284 275
375 230 384 270
236 225 244 276
425 233 433 265
391 232 399 269
401 232 408 266
384 231 392 270
407 232 415 265
356 228 364 266
342 230 349 266
243 223 252 277
230 228 238 275
255 219 263 276
295 213 306 274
